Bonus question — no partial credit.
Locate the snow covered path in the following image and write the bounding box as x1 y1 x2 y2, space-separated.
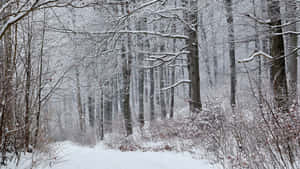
45 142 219 169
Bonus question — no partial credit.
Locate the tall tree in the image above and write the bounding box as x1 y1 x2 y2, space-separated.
121 0 133 136
199 11 213 87
136 16 145 127
76 68 85 132
224 0 237 110
0 0 15 163
159 22 167 119
104 80 113 133
284 0 298 105
185 0 202 113
170 0 177 118
24 14 33 152
267 0 288 111
252 0 263 109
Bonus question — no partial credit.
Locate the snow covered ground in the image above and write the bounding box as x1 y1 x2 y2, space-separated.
8 142 220 169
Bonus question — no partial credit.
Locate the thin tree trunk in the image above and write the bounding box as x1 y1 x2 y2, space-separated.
88 95 95 128
76 68 85 133
159 22 167 119
34 9 46 147
104 81 113 133
100 89 104 140
224 0 237 110
252 0 263 109
212 24 218 85
170 13 177 118
113 76 119 116
121 1 133 136
136 17 145 127
24 15 33 152
199 12 213 87
284 0 298 105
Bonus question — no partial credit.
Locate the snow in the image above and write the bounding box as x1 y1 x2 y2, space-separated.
238 51 273 63
9 141 220 169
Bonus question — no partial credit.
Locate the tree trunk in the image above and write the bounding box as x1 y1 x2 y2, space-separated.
224 0 237 110
35 9 46 147
199 12 213 87
121 1 133 136
0 1 14 162
159 22 168 119
284 0 298 105
267 0 289 112
88 95 95 128
100 89 104 140
170 22 176 119
104 81 113 133
185 0 202 113
76 68 85 133
136 17 145 127
252 0 263 109
24 15 32 151
150 63 155 121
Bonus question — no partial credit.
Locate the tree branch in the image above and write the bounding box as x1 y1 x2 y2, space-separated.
238 51 273 63
161 80 191 91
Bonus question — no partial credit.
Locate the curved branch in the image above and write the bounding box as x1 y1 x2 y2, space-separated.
238 51 273 63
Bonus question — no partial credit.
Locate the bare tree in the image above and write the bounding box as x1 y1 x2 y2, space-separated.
224 0 236 111
267 0 288 111
184 0 202 113
284 0 298 105
136 16 145 127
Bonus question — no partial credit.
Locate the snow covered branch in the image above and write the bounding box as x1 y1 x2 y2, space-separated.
0 0 39 40
0 0 100 40
238 51 273 63
142 51 189 69
161 80 191 91
243 13 271 25
117 0 166 20
47 26 189 40
273 31 300 36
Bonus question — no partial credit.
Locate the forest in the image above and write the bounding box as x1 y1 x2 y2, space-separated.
0 0 299 169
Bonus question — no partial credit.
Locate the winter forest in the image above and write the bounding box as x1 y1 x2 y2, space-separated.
0 0 300 169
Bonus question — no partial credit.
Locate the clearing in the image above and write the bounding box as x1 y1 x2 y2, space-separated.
14 141 220 169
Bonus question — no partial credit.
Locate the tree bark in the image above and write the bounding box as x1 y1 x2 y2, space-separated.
100 89 104 140
24 15 33 151
267 0 289 112
88 95 95 128
284 0 298 105
104 81 113 133
185 0 202 113
121 1 133 136
0 1 14 162
224 0 237 110
170 21 176 119
136 16 145 127
159 22 168 119
35 9 46 147
199 12 213 87
76 68 85 133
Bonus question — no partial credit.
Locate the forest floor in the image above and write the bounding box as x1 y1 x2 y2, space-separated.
7 141 220 169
